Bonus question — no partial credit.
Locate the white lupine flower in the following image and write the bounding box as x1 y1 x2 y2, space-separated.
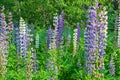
73 29 77 56
51 14 59 49
35 33 40 48
117 13 120 47
98 7 108 77
20 17 26 34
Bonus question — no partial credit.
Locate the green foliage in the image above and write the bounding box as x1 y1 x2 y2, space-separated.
0 0 119 29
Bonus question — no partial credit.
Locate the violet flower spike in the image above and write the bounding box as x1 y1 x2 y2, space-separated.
19 17 27 56
0 6 8 78
76 23 80 42
110 56 115 76
85 6 97 75
47 27 52 49
56 12 64 47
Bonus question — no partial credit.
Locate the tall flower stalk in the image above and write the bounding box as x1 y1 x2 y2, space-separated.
110 55 115 76
15 26 21 71
30 23 38 73
85 6 98 76
117 13 120 47
46 13 59 80
0 6 9 79
7 12 13 43
47 27 53 49
35 33 40 49
98 7 108 77
19 18 30 79
52 13 59 49
19 17 28 57
73 29 78 56
85 1 108 77
73 23 80 56
56 11 64 47
17 18 38 79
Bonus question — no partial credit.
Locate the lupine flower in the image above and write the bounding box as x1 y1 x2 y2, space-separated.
117 13 120 47
110 56 115 76
15 27 20 53
114 17 118 46
31 48 38 72
85 6 98 75
26 26 35 80
26 23 37 80
47 27 53 49
59 36 64 52
73 29 78 56
14 26 21 71
13 21 19 44
73 24 80 56
35 33 40 49
46 57 56 80
98 7 108 77
52 14 59 49
76 23 80 42
0 6 8 78
56 11 64 47
46 14 59 80
19 17 28 56
8 12 13 33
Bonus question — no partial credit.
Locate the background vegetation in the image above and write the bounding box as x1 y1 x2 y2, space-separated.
0 0 119 29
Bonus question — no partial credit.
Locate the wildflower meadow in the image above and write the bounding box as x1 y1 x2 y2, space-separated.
0 0 120 80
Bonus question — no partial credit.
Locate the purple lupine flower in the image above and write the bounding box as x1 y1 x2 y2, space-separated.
13 21 19 44
19 17 28 56
85 6 98 75
110 56 115 76
26 26 35 80
15 27 20 53
31 48 38 72
0 6 8 78
23 23 38 80
76 23 80 42
47 27 53 49
46 13 61 80
56 11 64 47
14 26 22 71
